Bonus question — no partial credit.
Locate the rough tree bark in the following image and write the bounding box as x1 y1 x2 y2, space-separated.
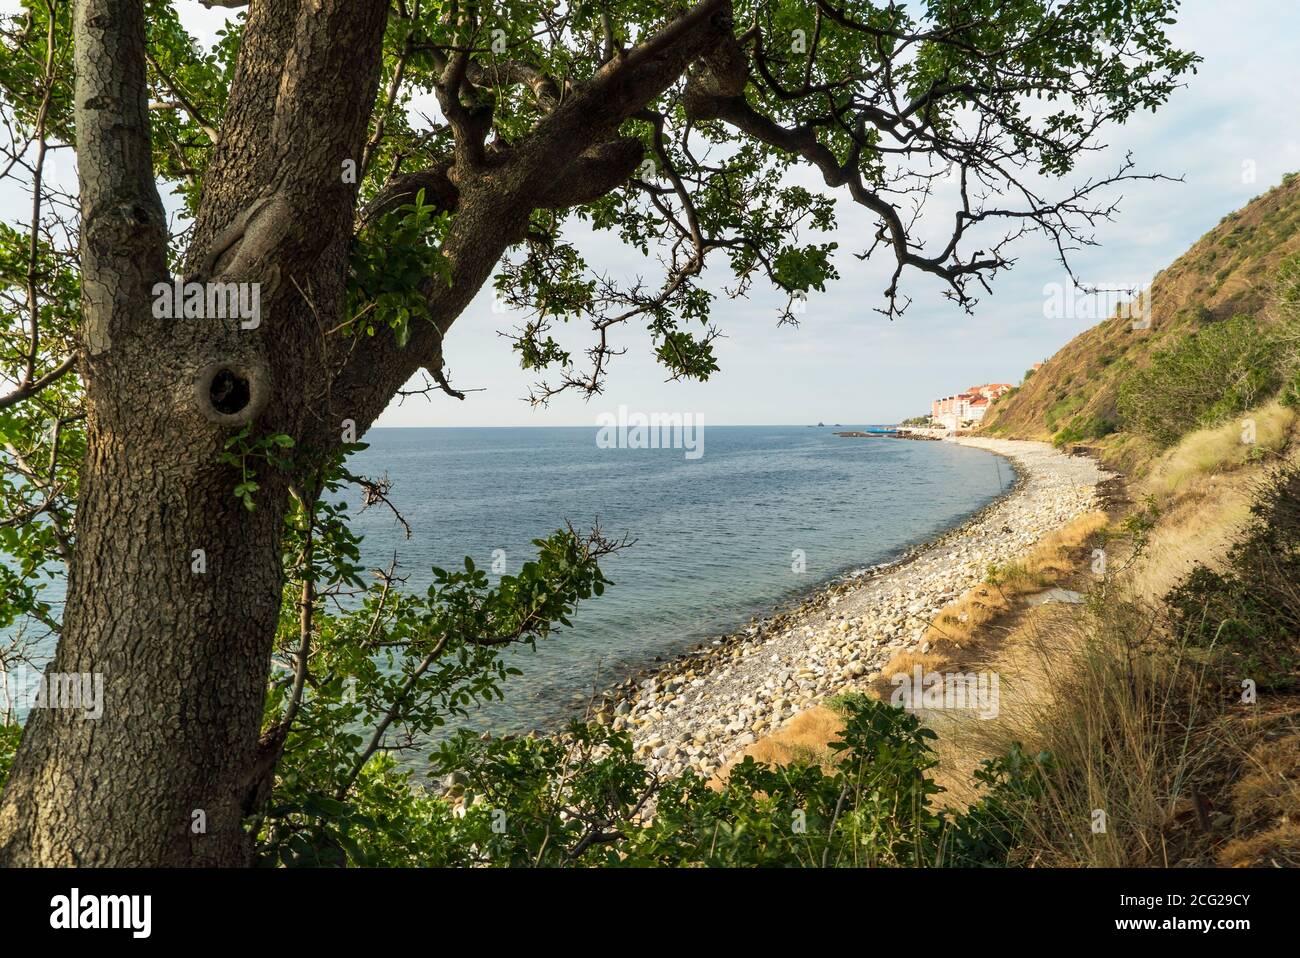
0 0 392 866
0 0 734 866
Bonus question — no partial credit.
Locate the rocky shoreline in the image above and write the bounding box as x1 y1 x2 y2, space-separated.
590 437 1114 779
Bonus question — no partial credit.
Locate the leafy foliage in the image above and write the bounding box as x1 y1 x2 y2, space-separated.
1118 314 1293 445
1165 463 1300 690
261 689 1048 868
1052 413 1117 448
255 518 621 866
348 190 451 348
218 427 296 511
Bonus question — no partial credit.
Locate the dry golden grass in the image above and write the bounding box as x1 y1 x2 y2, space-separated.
1129 476 1255 604
940 590 1236 866
1218 822 1300 868
1217 725 1300 867
709 437 1291 866
1020 509 1111 579
1130 410 1300 603
717 705 846 778
729 510 1112 790
922 586 1009 649
874 649 949 685
922 510 1109 651
931 424 1300 866
877 484 1264 866
1144 401 1296 500
926 603 1071 807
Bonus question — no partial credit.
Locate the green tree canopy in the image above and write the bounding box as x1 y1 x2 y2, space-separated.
0 0 1196 865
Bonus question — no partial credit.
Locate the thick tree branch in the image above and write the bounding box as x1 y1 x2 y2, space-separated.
71 0 169 356
512 0 733 197
330 1 737 437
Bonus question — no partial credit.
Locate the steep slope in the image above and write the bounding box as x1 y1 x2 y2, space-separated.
983 173 1300 447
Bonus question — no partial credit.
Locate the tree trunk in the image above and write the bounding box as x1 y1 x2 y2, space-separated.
0 0 390 866
0 0 720 866
0 0 293 867
0 403 292 866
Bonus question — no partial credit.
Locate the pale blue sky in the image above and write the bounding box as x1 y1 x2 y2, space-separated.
6 1 1298 425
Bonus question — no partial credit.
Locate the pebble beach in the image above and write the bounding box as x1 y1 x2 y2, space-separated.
596 437 1114 779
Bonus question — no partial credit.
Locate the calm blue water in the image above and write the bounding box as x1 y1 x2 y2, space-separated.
341 426 1014 734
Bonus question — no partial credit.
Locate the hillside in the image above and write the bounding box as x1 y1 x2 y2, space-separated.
983 173 1300 456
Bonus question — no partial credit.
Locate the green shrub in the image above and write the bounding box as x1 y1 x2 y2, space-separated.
1117 313 1289 445
1045 394 1085 431
1282 369 1300 408
1277 253 1300 312
1165 463 1300 691
1052 414 1117 448
255 694 1048 868
944 744 1050 866
1052 427 1081 448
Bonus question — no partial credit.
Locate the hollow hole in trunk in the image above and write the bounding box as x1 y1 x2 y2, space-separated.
209 368 251 415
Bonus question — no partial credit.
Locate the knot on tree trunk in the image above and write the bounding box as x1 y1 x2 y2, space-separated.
194 360 269 426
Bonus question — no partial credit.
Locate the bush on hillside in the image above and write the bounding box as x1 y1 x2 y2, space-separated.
1283 371 1300 408
1044 394 1085 432
1117 313 1290 446
1052 414 1118 448
1277 253 1300 311
1165 462 1300 691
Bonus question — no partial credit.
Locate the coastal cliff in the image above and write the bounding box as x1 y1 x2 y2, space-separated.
983 173 1300 468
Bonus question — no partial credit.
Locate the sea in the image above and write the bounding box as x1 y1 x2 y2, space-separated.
5 425 1014 733
341 425 1014 735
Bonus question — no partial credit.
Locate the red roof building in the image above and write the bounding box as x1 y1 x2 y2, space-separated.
931 383 1012 422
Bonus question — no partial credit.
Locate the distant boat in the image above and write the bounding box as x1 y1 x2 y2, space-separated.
817 421 825 427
